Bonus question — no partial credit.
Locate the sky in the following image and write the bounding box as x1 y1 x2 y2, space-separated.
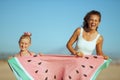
0 0 120 59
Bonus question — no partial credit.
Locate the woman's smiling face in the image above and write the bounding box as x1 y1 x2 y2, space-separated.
87 14 100 30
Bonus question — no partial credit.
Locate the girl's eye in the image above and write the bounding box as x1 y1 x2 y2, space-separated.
25 43 28 45
20 42 24 44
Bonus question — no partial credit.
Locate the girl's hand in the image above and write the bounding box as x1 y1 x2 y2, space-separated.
8 56 14 59
39 52 43 56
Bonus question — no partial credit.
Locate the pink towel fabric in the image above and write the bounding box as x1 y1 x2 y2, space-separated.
8 54 111 80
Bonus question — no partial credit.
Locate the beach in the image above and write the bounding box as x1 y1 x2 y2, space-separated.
0 60 120 80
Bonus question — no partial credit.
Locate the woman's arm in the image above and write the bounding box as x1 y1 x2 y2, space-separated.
66 28 80 55
96 36 109 59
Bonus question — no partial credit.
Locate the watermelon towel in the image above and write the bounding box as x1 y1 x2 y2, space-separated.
8 55 111 80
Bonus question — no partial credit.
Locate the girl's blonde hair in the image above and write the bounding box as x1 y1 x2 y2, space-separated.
19 32 31 44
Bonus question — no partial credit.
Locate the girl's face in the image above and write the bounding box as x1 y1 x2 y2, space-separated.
87 14 100 30
19 38 31 51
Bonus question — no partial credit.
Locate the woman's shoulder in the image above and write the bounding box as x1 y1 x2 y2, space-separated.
76 27 81 30
98 34 103 40
97 34 104 44
74 27 82 35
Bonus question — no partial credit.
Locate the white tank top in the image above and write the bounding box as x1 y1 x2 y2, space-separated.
75 28 100 55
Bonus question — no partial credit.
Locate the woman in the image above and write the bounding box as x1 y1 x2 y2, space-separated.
66 10 109 59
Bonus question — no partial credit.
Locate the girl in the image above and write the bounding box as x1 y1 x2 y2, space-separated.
15 32 35 57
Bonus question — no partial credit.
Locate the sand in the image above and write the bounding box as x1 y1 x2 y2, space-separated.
0 60 120 80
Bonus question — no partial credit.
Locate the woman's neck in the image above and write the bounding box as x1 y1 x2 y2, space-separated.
84 27 96 33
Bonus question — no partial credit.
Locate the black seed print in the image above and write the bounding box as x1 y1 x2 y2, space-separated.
81 65 85 68
93 56 98 59
68 75 72 79
45 77 48 80
45 69 48 73
76 70 79 74
54 75 56 79
85 57 89 59
89 65 94 69
83 74 87 77
35 70 38 73
27 60 31 62
38 62 42 65
33 55 37 57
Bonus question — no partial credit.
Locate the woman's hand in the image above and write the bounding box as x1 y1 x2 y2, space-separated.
75 52 84 57
103 55 109 60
